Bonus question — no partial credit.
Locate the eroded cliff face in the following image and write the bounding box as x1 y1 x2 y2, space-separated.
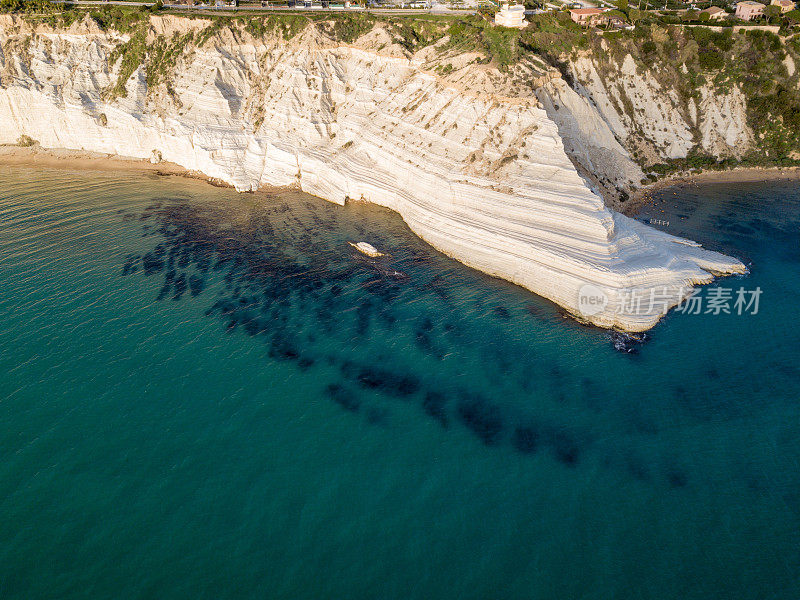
0 14 745 331
566 52 754 167
535 75 645 203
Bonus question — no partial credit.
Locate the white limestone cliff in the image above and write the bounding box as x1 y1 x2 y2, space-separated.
0 15 746 331
568 53 754 165
535 75 645 202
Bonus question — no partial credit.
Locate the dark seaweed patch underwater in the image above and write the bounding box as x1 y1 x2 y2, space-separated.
114 183 798 495
118 196 606 473
2 169 799 600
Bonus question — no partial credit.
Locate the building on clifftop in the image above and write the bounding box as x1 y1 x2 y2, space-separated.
770 0 796 12
700 6 728 19
494 2 526 28
569 7 607 26
735 1 766 20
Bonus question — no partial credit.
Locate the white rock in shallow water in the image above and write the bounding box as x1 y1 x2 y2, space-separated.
0 17 746 331
349 242 384 257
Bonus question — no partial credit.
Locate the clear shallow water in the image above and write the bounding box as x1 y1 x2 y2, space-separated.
0 167 798 599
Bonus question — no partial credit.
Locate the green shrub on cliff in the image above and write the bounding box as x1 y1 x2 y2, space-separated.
107 26 146 99
519 13 587 59
146 31 196 92
698 48 724 70
689 27 734 52
482 23 522 66
195 16 232 46
88 6 147 34
386 17 443 52
0 0 53 13
244 14 308 40
333 13 376 43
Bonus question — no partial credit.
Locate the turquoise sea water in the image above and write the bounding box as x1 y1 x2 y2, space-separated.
0 166 798 599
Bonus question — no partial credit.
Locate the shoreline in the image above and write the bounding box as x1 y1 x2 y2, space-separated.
1 144 758 333
627 165 800 215
5 144 800 213
0 145 244 190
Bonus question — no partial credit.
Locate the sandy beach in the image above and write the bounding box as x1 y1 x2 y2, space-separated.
628 165 800 215
0 145 205 182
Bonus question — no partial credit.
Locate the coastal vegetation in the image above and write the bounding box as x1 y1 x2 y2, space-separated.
585 23 800 167
16 134 36 146
106 26 146 98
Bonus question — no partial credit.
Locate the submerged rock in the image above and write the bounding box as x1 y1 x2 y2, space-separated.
349 242 384 258
609 331 648 354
